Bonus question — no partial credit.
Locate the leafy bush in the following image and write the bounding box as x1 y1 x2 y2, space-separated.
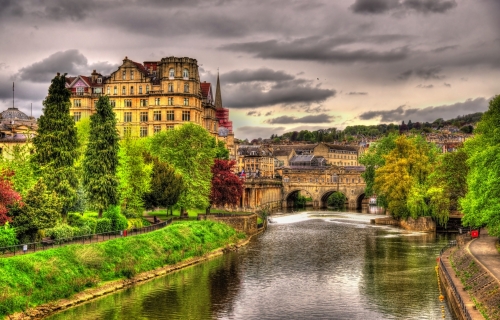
0 223 18 248
121 208 137 219
73 225 92 237
46 224 74 242
95 218 112 234
68 212 85 227
82 217 97 234
127 218 144 230
103 206 128 231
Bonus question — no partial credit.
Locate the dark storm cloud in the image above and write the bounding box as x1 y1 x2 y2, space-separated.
350 0 457 14
15 50 118 83
397 70 413 80
347 92 368 95
225 79 336 109
222 68 294 84
0 0 25 17
41 0 95 21
220 37 410 64
358 97 489 122
265 113 335 124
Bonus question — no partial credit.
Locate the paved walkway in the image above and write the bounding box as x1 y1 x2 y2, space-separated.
468 229 500 281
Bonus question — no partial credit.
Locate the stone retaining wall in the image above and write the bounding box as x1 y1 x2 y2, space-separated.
198 214 258 235
372 216 436 232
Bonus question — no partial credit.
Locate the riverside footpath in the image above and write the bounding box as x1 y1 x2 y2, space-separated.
439 229 500 320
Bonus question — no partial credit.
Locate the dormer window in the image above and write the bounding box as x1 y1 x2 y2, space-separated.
130 70 134 80
122 70 126 80
183 68 189 79
169 68 175 79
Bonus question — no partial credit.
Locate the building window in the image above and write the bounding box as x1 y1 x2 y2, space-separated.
110 100 116 107
140 126 148 137
140 99 148 107
167 110 174 121
154 125 161 133
122 86 126 95
114 86 117 95
168 97 173 105
130 86 134 95
140 112 148 122
184 83 189 93
183 68 189 79
123 127 131 136
74 99 81 107
76 87 84 95
97 78 102 84
74 112 81 122
169 68 175 79
107 87 110 95
122 70 126 80
139 86 143 94
182 111 190 121
155 98 160 105
146 85 149 93
168 83 173 92
166 125 174 130
153 111 161 121
124 99 132 107
124 112 132 122
130 70 134 80
183 98 189 106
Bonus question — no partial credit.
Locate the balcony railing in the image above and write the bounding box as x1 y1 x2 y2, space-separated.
71 92 103 98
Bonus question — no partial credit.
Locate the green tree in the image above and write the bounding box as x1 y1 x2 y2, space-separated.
143 154 184 214
0 143 38 196
32 73 79 216
82 96 120 217
11 180 62 242
460 95 500 234
327 192 346 209
117 134 152 216
148 123 216 213
215 140 229 160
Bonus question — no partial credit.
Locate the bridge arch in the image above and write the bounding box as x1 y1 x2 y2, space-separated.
283 189 314 209
319 190 347 209
356 193 366 210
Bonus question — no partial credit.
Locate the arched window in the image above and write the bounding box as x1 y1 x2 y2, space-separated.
169 68 175 78
122 86 126 95
183 68 189 79
107 87 110 95
130 86 134 94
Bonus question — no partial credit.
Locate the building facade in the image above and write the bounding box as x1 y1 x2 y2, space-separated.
0 107 37 159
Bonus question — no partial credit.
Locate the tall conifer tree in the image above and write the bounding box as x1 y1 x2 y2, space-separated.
33 73 79 216
82 95 120 217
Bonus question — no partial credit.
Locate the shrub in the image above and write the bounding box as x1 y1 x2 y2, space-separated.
95 218 112 234
46 224 74 242
68 212 85 227
121 208 137 218
103 206 128 231
73 225 92 237
0 223 17 248
82 217 97 234
127 218 144 230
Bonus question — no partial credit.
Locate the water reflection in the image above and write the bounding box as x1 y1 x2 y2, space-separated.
48 212 455 320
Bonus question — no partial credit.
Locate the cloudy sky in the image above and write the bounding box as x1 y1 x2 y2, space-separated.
1 0 499 139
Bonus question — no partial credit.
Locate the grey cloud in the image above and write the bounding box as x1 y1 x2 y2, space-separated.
415 66 444 79
220 37 410 64
0 0 25 17
41 0 94 21
224 79 336 109
347 92 368 95
222 68 294 84
416 84 434 88
431 45 458 53
398 70 413 80
444 83 451 87
247 111 261 116
266 113 335 124
15 50 118 83
265 111 273 116
351 0 457 14
235 126 286 140
358 97 489 122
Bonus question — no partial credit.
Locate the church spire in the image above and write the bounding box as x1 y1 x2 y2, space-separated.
214 70 222 109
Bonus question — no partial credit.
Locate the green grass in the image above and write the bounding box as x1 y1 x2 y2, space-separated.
0 221 245 317
145 208 252 219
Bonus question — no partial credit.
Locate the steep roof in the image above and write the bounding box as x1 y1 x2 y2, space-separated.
200 82 212 99
215 72 222 109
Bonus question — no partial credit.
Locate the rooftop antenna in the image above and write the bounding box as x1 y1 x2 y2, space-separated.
31 103 33 118
12 82 14 109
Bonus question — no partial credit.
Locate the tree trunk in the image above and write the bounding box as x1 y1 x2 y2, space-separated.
98 208 103 218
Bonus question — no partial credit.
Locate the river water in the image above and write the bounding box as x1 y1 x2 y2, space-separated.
48 211 456 319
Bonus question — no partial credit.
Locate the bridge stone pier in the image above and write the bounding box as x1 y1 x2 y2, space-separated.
238 166 367 212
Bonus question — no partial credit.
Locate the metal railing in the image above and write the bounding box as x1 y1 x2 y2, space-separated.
439 241 473 320
0 219 172 258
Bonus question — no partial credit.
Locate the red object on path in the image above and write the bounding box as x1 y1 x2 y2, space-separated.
471 230 479 238
123 230 127 237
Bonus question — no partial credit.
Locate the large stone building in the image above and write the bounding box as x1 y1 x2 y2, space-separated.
68 56 233 141
0 107 37 159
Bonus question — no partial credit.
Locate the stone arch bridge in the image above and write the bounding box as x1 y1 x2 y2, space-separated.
239 166 367 212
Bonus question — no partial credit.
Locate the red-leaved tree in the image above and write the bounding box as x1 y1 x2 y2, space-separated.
0 169 23 225
210 159 243 209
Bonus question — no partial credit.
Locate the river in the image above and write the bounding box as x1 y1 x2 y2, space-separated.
47 211 456 319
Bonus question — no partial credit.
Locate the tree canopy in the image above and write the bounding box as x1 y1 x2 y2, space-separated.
32 73 79 215
210 159 243 208
460 95 500 235
0 169 22 225
82 95 120 217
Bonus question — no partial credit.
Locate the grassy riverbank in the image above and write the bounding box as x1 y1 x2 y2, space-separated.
0 221 245 318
